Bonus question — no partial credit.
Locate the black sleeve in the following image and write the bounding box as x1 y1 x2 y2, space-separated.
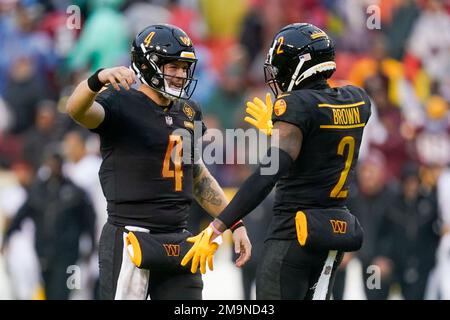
355 86 372 123
185 100 207 164
272 93 311 135
190 100 207 137
363 89 372 123
218 147 293 228
89 86 120 136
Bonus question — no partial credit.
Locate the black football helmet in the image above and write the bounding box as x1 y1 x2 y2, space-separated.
264 23 336 96
131 24 197 100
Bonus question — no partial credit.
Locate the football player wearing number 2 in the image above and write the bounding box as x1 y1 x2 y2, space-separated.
181 23 372 300
66 24 251 300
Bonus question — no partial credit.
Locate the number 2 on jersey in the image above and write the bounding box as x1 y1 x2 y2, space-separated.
330 136 355 198
162 135 183 191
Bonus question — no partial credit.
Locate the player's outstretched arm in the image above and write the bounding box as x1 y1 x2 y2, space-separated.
66 67 135 129
182 121 301 273
212 121 302 231
192 159 228 216
182 160 252 273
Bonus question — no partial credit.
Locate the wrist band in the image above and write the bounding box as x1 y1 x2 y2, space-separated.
230 220 244 233
87 68 105 92
209 223 223 236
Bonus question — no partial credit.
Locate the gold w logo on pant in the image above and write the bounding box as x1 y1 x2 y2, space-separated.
330 220 347 234
163 244 181 256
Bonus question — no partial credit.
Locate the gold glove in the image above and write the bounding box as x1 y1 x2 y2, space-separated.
180 225 222 274
244 93 273 136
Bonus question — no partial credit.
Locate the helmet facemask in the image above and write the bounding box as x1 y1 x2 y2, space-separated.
264 62 282 97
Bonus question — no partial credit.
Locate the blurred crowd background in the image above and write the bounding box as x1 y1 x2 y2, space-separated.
0 0 449 300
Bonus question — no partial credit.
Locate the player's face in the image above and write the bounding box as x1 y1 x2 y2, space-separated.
162 61 190 91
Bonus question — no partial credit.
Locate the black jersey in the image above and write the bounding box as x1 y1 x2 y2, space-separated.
91 87 206 231
268 81 371 239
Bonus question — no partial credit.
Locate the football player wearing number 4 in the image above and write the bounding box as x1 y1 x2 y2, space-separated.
181 23 372 300
66 24 251 300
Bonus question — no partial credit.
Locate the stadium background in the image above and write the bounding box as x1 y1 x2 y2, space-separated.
0 0 449 300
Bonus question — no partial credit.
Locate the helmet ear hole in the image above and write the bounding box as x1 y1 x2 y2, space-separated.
150 54 159 64
151 77 161 87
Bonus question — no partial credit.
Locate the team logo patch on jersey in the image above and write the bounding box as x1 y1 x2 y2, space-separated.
274 99 287 116
165 115 173 126
183 104 195 121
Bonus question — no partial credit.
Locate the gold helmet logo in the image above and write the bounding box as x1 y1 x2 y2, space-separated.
310 31 327 40
180 36 192 46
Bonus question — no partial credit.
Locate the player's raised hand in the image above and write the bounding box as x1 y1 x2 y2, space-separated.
98 66 136 91
244 92 273 136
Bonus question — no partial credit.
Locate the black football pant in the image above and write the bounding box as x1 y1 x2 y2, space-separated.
256 239 344 299
98 222 203 300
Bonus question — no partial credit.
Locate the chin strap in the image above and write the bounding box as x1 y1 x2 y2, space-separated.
286 53 336 92
294 61 336 88
287 53 310 92
161 77 186 100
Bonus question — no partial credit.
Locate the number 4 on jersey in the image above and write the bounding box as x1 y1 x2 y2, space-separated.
162 135 183 191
